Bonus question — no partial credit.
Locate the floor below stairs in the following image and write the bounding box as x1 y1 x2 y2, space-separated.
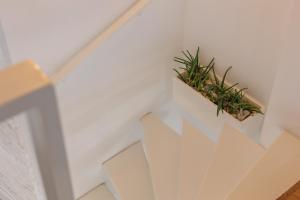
278 181 300 200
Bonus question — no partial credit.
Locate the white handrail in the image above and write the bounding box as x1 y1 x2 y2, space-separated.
50 0 149 83
0 61 74 200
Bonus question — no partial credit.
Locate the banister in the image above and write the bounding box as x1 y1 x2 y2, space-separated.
50 0 150 83
0 61 74 200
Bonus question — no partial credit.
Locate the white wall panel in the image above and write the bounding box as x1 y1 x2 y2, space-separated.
261 0 300 146
183 0 292 104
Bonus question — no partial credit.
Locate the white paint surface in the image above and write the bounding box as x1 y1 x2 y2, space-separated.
0 0 135 74
182 0 292 105
0 115 41 200
55 1 185 197
261 0 300 146
3 0 300 198
142 114 181 200
0 65 34 200
0 21 11 69
173 77 264 142
0 0 185 198
0 61 74 200
79 184 115 200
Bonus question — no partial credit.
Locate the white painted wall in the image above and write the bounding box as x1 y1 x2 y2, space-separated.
261 0 300 147
183 0 291 105
0 0 135 75
0 0 185 198
183 0 300 149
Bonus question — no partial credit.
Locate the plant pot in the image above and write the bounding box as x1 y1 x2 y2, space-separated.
172 77 265 140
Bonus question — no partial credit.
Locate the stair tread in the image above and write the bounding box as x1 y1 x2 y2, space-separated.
103 142 155 200
142 113 181 200
227 132 300 200
197 124 265 200
178 120 215 200
79 184 115 200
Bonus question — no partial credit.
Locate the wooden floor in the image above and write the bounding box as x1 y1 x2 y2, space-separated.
278 181 300 200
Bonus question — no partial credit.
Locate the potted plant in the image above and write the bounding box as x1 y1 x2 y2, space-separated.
173 47 265 139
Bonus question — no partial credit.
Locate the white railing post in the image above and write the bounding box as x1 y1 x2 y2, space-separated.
0 61 74 200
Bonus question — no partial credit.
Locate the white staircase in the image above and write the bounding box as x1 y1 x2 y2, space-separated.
178 120 215 200
196 124 265 200
227 132 300 200
82 112 300 200
79 184 115 200
103 142 155 200
142 113 181 200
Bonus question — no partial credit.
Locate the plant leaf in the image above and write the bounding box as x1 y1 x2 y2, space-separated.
173 68 185 81
221 66 232 88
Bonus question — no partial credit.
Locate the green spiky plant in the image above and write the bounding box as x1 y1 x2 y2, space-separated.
173 47 263 121
173 47 214 93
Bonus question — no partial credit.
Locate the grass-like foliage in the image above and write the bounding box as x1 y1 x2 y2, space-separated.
174 47 263 121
